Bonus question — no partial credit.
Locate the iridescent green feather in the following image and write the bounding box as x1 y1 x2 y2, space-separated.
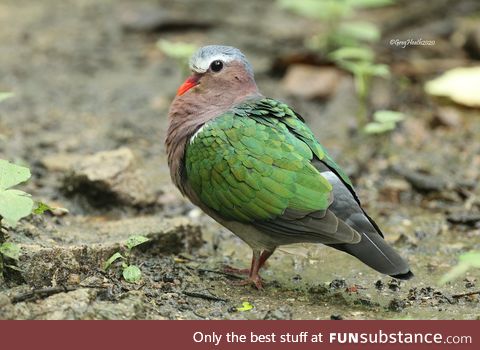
185 98 351 223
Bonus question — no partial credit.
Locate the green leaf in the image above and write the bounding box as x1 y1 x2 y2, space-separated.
0 92 14 103
104 252 125 270
33 201 69 215
374 110 405 123
440 251 480 284
123 265 142 283
0 159 31 190
0 189 34 227
0 242 21 260
157 40 197 61
279 0 352 20
236 301 254 312
459 251 480 267
33 202 53 215
125 235 150 250
368 63 390 78
338 22 381 43
347 0 394 8
363 121 396 134
329 47 375 63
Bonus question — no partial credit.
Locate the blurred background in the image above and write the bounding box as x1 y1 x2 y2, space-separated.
0 0 479 320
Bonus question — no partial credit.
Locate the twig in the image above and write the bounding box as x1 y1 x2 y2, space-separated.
11 284 106 303
12 286 77 303
196 268 244 280
192 310 207 319
452 290 480 299
182 291 228 302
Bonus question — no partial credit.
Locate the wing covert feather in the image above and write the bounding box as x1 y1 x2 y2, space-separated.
185 98 360 244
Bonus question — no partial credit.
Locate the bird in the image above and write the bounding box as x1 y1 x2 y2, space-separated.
166 45 413 289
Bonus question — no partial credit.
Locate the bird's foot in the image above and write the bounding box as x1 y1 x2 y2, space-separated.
222 265 250 276
229 275 264 290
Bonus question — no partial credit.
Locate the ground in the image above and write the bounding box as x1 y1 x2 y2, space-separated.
0 0 479 319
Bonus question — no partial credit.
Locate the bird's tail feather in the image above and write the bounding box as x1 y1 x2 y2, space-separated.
329 230 413 279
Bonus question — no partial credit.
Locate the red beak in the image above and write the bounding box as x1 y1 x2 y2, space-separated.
176 75 200 96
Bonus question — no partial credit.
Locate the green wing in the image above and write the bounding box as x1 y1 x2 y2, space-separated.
185 98 359 244
250 99 354 188
186 101 331 222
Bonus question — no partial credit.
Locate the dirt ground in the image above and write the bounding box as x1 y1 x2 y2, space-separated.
0 0 479 319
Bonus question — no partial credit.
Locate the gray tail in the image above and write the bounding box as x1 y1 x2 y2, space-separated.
329 229 413 280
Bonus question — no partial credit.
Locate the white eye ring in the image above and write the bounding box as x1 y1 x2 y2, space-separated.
190 53 234 73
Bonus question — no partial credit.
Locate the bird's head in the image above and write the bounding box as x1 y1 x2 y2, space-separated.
166 45 259 194
175 45 258 98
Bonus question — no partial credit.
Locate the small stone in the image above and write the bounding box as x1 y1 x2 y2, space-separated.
282 65 344 99
263 307 293 320
379 179 411 203
388 279 402 292
162 274 175 283
466 294 478 302
152 275 162 282
227 306 238 313
67 274 81 285
394 233 418 248
209 310 224 318
414 230 427 240
374 280 385 290
346 285 360 293
329 279 347 290
464 278 476 289
354 298 379 307
388 298 406 312
330 314 343 320
447 212 480 227
309 285 330 295
393 166 449 193
431 107 463 129
41 153 85 172
292 274 302 282
0 294 11 308
80 275 106 288
64 148 157 207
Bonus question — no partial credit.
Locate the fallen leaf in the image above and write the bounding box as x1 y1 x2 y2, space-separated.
236 301 254 312
425 67 480 107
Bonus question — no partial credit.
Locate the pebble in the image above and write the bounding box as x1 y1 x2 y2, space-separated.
388 279 402 292
329 279 347 290
431 107 463 129
374 280 385 290
388 298 406 312
330 314 343 320
64 148 157 207
282 64 344 99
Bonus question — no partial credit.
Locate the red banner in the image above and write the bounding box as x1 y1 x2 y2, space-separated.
0 320 477 350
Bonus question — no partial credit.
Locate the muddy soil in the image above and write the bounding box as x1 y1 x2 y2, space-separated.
0 0 479 319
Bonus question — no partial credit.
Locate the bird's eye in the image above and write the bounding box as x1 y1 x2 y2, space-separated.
210 60 223 72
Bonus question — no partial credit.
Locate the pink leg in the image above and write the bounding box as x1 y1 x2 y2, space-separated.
223 266 250 276
230 249 274 289
223 254 255 275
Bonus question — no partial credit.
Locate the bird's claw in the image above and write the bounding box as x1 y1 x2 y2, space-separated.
229 276 264 290
222 265 250 276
